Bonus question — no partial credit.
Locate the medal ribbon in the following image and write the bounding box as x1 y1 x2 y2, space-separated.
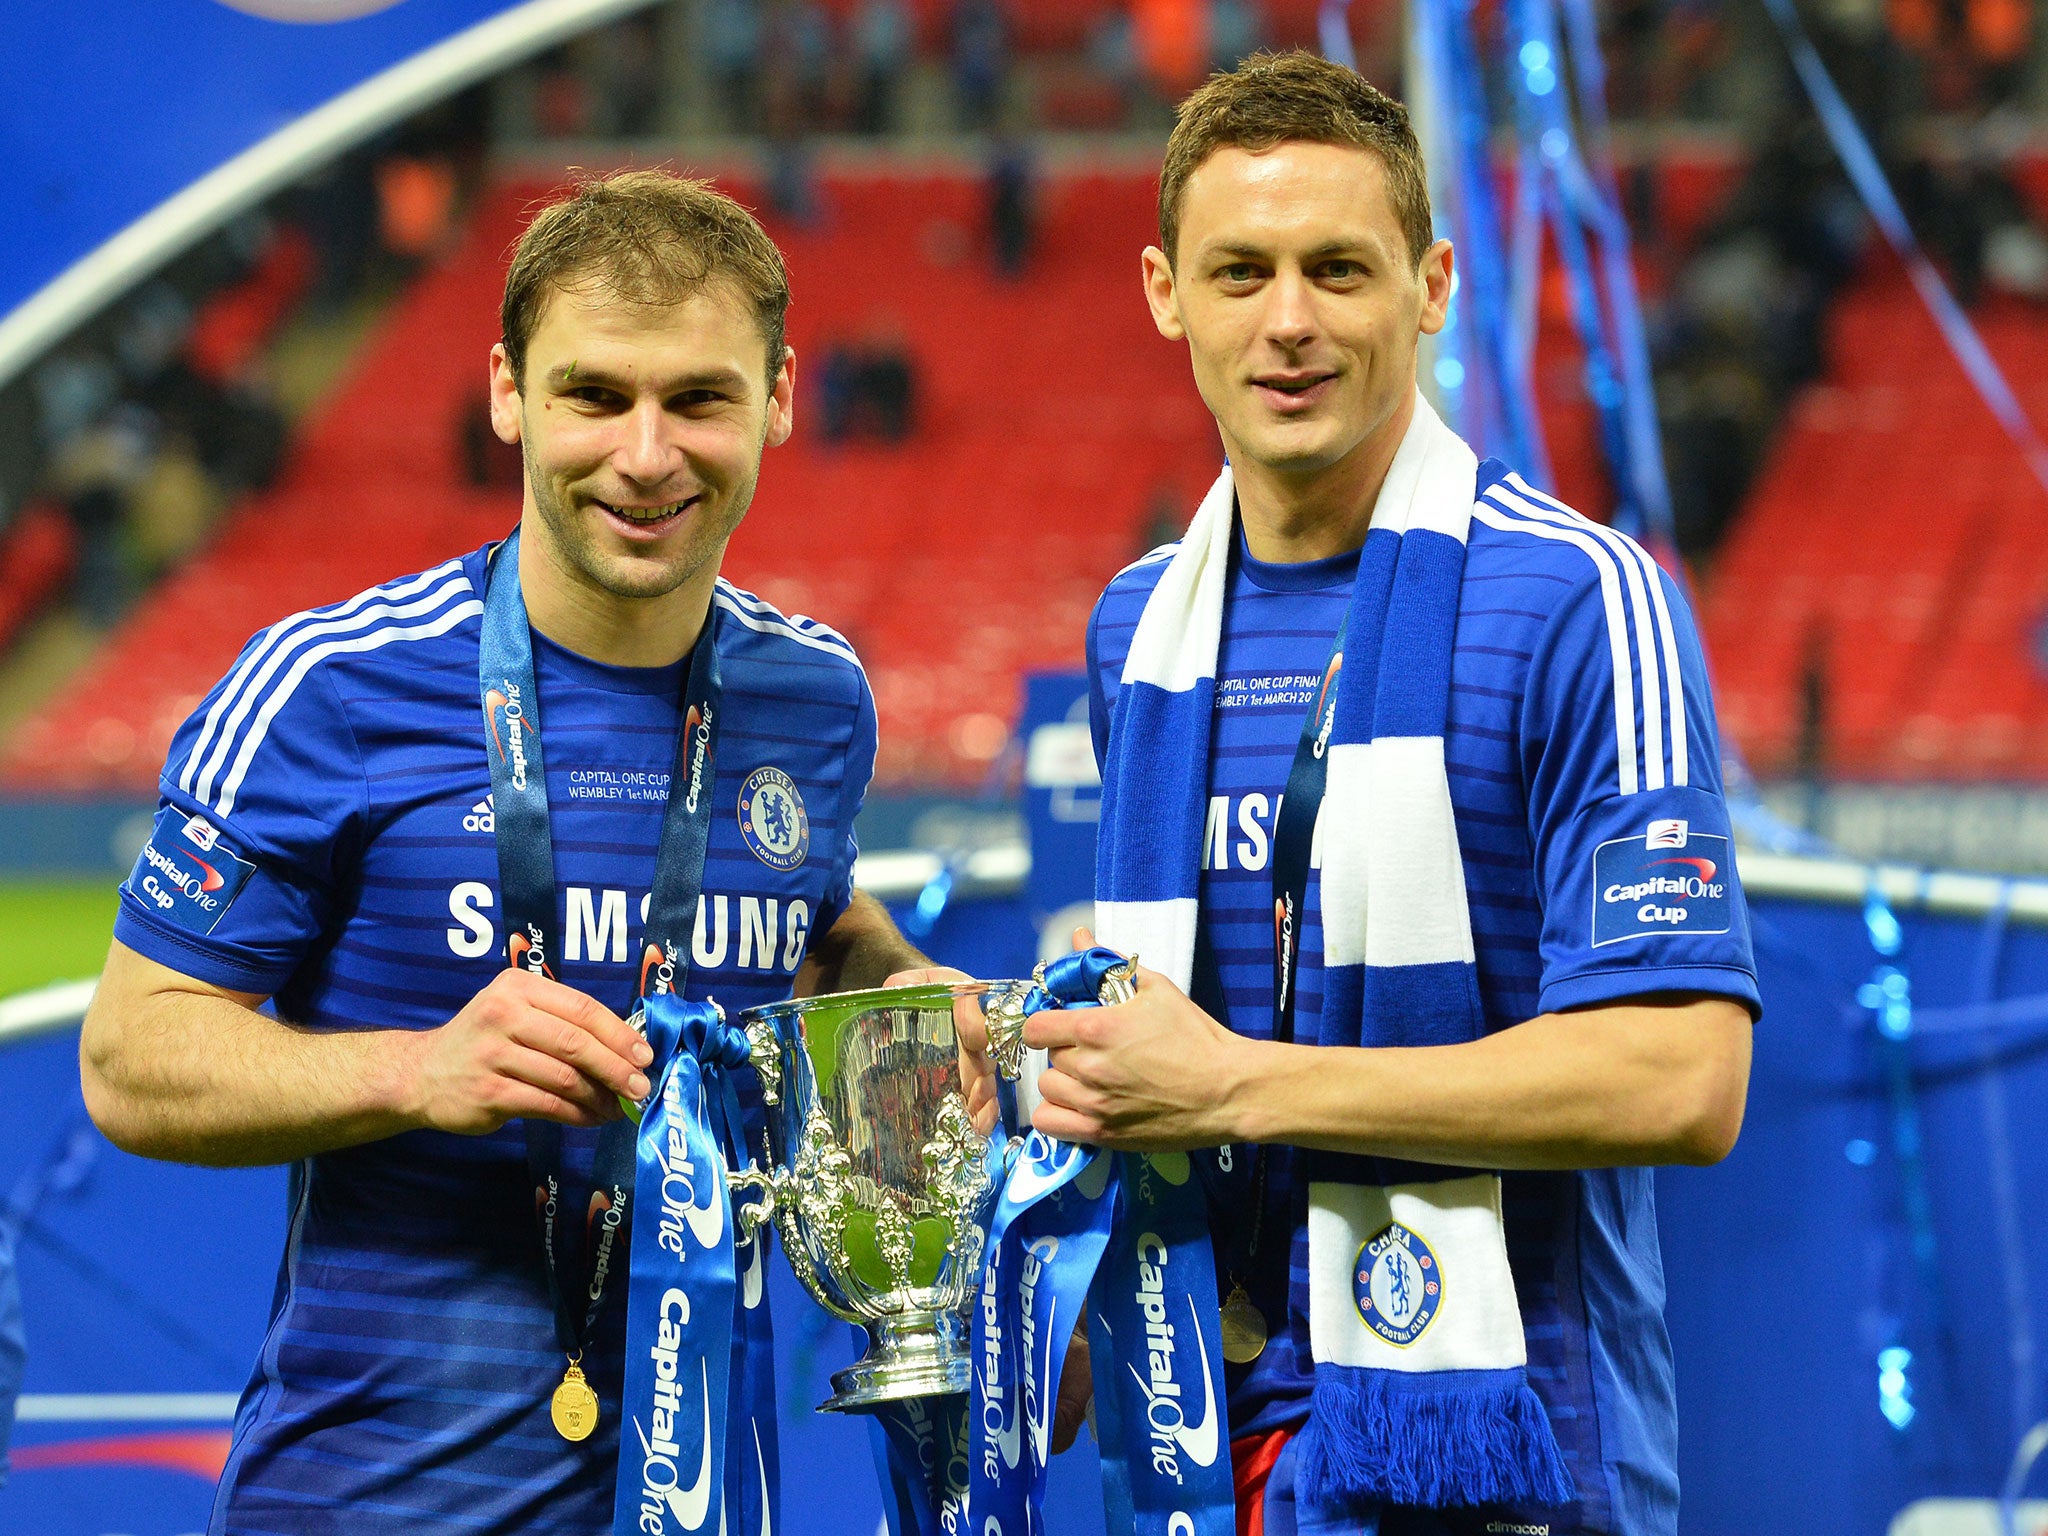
1202 616 1351 1344
1270 618 1346 1053
480 530 778 1533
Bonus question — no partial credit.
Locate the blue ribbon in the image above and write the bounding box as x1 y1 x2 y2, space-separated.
1089 1150 1231 1536
869 1391 973 1536
971 1127 1117 1536
614 994 779 1536
964 948 1234 1536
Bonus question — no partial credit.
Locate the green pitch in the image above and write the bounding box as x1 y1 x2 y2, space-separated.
0 879 120 999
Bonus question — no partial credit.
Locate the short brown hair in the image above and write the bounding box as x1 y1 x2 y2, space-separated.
1158 51 1434 270
501 169 791 388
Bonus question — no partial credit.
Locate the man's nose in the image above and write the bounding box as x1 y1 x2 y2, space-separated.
613 400 681 483
1262 268 1319 350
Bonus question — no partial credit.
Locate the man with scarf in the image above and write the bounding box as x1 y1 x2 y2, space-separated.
1024 50 1759 1536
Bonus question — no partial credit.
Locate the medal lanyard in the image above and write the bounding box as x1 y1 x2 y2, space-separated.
1231 616 1346 1279
480 526 723 1370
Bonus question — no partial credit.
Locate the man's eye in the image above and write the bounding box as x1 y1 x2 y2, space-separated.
569 387 616 405
1220 264 1259 284
1322 261 1364 280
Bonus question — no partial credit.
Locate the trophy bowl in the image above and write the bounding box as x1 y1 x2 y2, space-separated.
731 979 1034 1413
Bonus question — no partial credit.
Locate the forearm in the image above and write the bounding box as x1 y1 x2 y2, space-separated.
81 947 423 1167
795 889 931 996
1227 1001 1752 1170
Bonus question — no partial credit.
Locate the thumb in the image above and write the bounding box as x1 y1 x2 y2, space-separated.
1071 926 1097 951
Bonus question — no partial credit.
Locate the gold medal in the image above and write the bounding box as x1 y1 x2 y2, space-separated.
1219 1282 1268 1364
550 1359 600 1442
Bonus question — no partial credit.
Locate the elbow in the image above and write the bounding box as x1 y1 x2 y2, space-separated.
79 1058 142 1155
79 1050 144 1157
79 1017 166 1161
1668 1098 1744 1166
1663 1056 1750 1167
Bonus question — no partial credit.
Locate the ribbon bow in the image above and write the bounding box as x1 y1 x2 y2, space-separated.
964 947 1235 1536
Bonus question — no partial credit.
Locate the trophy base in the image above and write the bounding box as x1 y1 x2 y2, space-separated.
822 1309 971 1414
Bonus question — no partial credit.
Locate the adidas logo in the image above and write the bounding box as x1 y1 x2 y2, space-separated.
463 795 494 834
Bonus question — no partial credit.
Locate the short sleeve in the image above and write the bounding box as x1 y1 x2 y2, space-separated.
113 642 367 996
1523 561 1761 1019
1086 595 1112 771
814 665 878 937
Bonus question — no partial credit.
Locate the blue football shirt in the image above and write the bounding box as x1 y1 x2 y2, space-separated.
112 544 876 1535
1086 464 1760 1536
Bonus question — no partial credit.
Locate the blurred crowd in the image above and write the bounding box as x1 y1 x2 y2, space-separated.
513 0 1297 142
0 92 489 651
4 0 2047 671
1632 0 2046 560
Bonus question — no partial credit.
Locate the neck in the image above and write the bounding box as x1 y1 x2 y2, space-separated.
516 522 716 668
1231 388 1417 564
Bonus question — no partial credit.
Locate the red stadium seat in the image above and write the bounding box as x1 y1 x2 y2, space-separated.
1 172 1223 792
1700 254 2048 780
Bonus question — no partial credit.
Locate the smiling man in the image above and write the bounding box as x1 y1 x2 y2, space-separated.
80 171 926 1533
1046 52 1761 1536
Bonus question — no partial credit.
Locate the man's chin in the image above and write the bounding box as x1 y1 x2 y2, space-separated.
584 550 698 602
1233 425 1352 478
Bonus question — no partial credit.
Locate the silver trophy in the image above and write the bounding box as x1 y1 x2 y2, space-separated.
730 963 1135 1412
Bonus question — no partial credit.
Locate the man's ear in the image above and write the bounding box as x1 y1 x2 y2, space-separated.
1141 246 1186 342
487 343 523 445
1417 238 1455 337
764 345 796 449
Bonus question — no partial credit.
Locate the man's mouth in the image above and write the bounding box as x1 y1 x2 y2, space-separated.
1252 372 1338 410
594 495 700 532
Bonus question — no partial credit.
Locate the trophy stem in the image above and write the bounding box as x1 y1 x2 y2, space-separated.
821 1309 971 1414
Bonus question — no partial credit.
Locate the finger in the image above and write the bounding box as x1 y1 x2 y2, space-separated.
522 975 654 1069
965 1073 999 1134
483 1084 609 1130
954 996 991 1054
1031 1102 1103 1145
1031 1065 1106 1115
961 1047 994 1103
958 1054 995 1110
495 1045 620 1124
1071 926 1097 950
1127 961 1169 995
883 965 973 988
1021 1009 1084 1051
508 1014 650 1103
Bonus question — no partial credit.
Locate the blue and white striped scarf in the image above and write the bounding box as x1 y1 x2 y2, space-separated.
1092 395 1573 1514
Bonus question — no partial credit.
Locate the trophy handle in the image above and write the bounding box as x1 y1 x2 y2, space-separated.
983 985 1032 1081
729 1164 782 1240
744 1016 782 1106
1097 953 1139 1006
984 952 1140 1076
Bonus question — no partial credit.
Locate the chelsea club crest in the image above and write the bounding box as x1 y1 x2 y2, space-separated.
738 766 809 871
1352 1222 1443 1347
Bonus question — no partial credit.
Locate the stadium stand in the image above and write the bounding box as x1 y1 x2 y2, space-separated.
0 170 1220 790
0 148 1762 794
182 226 315 387
1702 246 2048 780
0 506 76 657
